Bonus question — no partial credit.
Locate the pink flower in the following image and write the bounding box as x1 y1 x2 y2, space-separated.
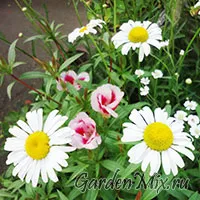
91 84 124 118
68 112 101 149
57 70 89 91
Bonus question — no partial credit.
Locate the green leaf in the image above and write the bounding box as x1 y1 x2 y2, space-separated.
24 35 45 43
196 105 200 119
189 192 200 200
8 39 18 65
59 53 83 72
68 187 82 200
101 160 124 172
85 189 98 200
20 71 50 79
7 82 15 99
120 163 140 179
57 190 69 200
13 62 26 68
0 190 15 198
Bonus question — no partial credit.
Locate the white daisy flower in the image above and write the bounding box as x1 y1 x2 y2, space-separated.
135 69 144 77
184 100 198 111
174 110 188 122
68 19 105 43
111 20 166 62
190 124 200 138
140 77 150 85
4 109 76 187
152 69 163 79
187 115 200 126
121 106 195 176
140 86 149 96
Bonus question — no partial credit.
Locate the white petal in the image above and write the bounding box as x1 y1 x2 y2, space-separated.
9 126 28 139
150 151 161 176
6 150 27 165
47 116 68 136
43 110 59 133
121 43 133 55
129 109 147 129
47 167 58 182
161 151 171 175
128 142 147 163
139 107 154 124
154 108 168 123
17 120 32 134
142 43 151 56
26 110 39 132
122 127 143 142
141 148 152 172
25 160 37 183
171 145 194 161
139 45 144 62
168 148 184 168
31 161 41 187
37 109 43 131
41 158 48 183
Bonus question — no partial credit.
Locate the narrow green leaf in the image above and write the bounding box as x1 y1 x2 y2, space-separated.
101 160 124 172
189 192 200 200
7 82 15 99
59 53 83 72
120 163 140 179
0 190 15 198
57 190 69 200
13 62 26 68
85 189 98 200
20 71 50 79
8 39 18 65
24 35 45 43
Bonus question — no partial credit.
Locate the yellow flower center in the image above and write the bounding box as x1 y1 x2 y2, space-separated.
25 131 50 160
79 26 87 33
128 26 148 43
143 122 173 151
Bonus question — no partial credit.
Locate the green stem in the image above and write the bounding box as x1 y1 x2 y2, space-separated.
72 0 83 26
177 27 200 74
10 74 61 106
113 0 117 33
87 34 108 69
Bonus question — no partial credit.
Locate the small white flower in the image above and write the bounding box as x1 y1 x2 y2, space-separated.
179 50 185 56
68 19 105 43
187 115 200 126
190 124 200 138
166 100 170 104
185 78 192 85
140 86 149 96
174 110 188 122
152 69 163 79
184 100 198 111
141 77 150 85
175 72 179 78
135 69 144 78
